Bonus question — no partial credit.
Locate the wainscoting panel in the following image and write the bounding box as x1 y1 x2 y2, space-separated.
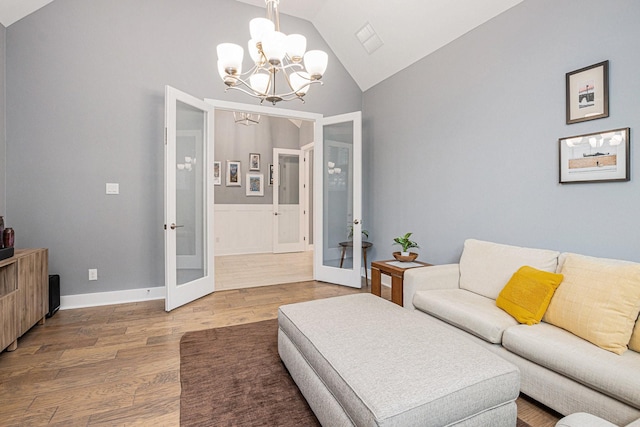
214 204 274 255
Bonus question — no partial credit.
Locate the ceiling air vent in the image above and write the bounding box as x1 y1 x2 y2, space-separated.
355 22 383 54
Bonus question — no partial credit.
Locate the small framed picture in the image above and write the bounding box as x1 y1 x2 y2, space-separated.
559 128 630 184
268 164 274 186
566 60 609 124
213 161 221 185
226 160 241 186
246 173 264 196
249 153 260 171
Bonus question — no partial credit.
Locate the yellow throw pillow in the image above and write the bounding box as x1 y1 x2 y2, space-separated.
496 266 564 325
543 254 640 355
630 318 640 353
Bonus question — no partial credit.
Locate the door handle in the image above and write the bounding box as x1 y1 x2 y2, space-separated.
170 223 184 230
274 212 279 216
353 219 360 225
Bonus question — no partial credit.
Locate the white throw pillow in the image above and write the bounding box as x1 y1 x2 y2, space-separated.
459 239 560 300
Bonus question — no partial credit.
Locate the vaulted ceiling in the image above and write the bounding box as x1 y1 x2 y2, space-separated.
0 0 523 91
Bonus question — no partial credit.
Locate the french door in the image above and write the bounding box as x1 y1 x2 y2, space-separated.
164 86 215 311
313 112 363 288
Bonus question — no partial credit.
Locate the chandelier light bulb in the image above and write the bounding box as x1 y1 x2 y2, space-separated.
285 34 307 62
304 50 328 79
262 31 287 65
249 18 275 43
217 43 244 75
250 73 270 95
290 72 311 95
217 60 239 86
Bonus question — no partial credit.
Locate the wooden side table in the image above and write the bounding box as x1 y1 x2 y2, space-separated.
371 259 432 306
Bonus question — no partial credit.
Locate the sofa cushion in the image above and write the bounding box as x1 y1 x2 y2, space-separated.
503 322 640 409
543 254 640 355
459 239 560 300
413 288 518 344
496 266 564 325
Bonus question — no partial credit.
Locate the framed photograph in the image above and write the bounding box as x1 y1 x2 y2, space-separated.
268 164 274 186
559 128 629 184
566 60 609 124
249 153 260 171
226 160 241 186
246 173 264 196
213 161 221 185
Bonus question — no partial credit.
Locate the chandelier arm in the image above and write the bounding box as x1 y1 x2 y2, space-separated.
225 85 269 101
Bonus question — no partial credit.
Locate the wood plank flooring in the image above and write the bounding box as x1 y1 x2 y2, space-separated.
215 251 313 290
0 281 561 426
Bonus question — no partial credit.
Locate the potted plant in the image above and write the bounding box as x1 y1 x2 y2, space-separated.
348 224 369 241
393 232 419 261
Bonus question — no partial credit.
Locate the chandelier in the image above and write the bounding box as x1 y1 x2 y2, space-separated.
233 111 261 126
216 0 328 105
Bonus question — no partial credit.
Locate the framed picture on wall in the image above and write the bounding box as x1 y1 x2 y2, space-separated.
246 173 264 196
268 164 274 186
559 128 629 183
566 60 609 124
226 160 241 186
213 161 221 185
249 153 260 171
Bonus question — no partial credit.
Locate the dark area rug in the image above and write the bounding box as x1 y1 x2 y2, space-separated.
180 319 319 427
179 319 532 427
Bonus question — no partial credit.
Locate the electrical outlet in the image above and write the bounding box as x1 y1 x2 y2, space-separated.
89 269 98 281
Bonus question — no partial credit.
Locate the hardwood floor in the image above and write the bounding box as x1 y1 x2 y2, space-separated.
0 281 561 426
215 251 313 290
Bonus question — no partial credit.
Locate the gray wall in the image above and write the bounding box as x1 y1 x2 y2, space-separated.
0 24 5 217
5 0 361 296
364 0 640 265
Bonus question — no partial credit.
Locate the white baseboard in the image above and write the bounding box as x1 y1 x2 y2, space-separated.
60 287 165 310
60 271 382 310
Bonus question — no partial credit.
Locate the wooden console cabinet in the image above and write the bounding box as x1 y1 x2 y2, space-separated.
0 249 48 352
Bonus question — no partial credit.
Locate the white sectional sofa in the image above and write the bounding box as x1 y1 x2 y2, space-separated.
403 239 640 426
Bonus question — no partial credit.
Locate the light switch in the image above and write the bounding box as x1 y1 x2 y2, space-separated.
106 183 119 195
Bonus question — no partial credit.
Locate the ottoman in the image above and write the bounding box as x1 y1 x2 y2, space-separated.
278 293 520 426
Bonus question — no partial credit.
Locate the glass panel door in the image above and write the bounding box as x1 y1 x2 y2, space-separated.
165 86 215 311
314 112 362 288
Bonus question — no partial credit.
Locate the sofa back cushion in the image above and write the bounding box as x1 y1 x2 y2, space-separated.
459 239 560 300
543 253 640 355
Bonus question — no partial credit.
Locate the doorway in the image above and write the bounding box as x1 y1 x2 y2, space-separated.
210 103 318 290
205 100 363 291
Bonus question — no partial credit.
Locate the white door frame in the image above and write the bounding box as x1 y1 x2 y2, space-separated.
203 99 362 288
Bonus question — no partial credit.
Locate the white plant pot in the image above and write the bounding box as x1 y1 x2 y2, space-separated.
401 251 410 257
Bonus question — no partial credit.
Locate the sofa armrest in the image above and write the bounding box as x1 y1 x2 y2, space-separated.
403 264 460 310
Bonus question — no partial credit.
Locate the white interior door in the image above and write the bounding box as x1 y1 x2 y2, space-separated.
165 86 215 311
302 143 314 251
273 148 304 253
314 112 362 288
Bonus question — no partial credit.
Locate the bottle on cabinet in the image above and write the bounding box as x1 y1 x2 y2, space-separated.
3 228 14 248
